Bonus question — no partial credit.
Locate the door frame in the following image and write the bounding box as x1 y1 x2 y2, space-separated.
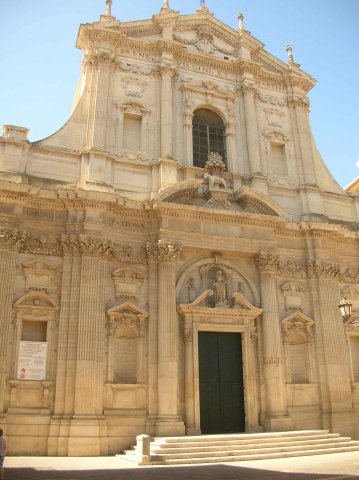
178 304 263 435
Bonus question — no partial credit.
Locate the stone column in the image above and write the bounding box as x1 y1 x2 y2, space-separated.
0 229 25 414
255 252 293 431
160 64 175 158
240 81 261 174
307 259 353 436
68 235 110 456
183 323 196 434
147 241 185 436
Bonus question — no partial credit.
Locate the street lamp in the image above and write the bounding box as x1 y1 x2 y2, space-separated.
338 297 352 324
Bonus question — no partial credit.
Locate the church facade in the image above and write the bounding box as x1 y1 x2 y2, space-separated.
0 1 359 456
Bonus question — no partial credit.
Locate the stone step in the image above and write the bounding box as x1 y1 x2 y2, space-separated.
152 445 359 465
154 429 331 444
152 433 342 450
151 440 359 461
151 436 354 454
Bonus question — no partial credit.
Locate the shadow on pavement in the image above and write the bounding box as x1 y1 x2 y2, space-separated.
5 464 359 480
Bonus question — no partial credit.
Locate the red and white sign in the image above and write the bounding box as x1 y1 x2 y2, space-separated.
17 341 48 381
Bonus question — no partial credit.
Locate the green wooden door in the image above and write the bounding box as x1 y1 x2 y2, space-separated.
198 332 245 434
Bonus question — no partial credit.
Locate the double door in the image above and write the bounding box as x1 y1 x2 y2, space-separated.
198 331 245 434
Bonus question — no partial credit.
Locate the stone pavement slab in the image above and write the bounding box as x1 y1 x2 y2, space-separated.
4 451 359 480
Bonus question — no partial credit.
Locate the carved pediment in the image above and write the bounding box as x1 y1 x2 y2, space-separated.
106 302 149 339
13 292 59 315
281 312 314 344
233 186 287 217
182 80 236 101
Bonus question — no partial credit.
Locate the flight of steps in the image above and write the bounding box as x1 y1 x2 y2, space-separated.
122 430 359 465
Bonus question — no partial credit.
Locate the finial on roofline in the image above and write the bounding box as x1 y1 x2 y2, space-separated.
238 12 244 31
286 44 294 64
163 0 170 8
105 0 113 16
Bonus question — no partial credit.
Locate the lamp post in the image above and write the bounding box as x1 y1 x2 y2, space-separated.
337 296 359 331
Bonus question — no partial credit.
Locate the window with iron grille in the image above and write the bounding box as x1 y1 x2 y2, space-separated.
192 109 226 168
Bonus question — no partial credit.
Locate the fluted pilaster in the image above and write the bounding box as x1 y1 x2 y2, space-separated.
255 252 292 430
147 241 185 435
0 229 25 413
308 259 353 434
53 241 81 416
241 82 261 174
160 65 175 158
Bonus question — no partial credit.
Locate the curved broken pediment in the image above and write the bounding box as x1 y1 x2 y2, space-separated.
233 186 287 218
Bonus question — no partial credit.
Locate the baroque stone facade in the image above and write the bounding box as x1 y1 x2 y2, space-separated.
0 2 359 456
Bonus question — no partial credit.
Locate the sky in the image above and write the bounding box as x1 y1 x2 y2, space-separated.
0 0 358 188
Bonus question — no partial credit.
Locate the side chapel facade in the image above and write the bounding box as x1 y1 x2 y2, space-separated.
0 1 359 456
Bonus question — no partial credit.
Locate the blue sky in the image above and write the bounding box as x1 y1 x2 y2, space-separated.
0 0 358 188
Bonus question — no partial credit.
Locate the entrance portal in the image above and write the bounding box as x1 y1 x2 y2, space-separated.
198 332 245 434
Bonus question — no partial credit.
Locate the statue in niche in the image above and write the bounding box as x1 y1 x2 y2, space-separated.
187 277 197 303
214 270 227 304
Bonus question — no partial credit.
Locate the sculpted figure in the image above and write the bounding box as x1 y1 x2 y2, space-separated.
214 270 227 303
203 172 227 189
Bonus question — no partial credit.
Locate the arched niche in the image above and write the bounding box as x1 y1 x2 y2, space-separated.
176 254 260 308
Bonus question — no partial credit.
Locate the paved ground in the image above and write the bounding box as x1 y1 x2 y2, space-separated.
4 451 359 479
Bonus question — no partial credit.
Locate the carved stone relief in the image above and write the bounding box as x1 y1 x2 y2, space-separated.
281 281 305 311
112 267 144 303
106 302 148 339
22 260 58 293
281 312 314 344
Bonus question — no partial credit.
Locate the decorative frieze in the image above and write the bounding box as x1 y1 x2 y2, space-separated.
307 259 341 279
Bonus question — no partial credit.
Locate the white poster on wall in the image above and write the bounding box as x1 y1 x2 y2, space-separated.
17 341 48 381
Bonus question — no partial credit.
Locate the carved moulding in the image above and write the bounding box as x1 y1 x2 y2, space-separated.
281 311 314 344
106 302 149 339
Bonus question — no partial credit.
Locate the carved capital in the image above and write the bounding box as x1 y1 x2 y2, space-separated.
182 324 193 343
307 259 341 280
146 240 182 263
0 228 26 252
287 96 310 110
254 251 280 273
78 234 113 259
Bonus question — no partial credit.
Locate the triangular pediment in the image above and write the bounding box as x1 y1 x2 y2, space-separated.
106 302 148 318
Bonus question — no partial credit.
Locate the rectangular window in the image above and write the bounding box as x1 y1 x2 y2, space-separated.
21 320 47 342
123 114 142 151
350 336 359 382
271 143 288 176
